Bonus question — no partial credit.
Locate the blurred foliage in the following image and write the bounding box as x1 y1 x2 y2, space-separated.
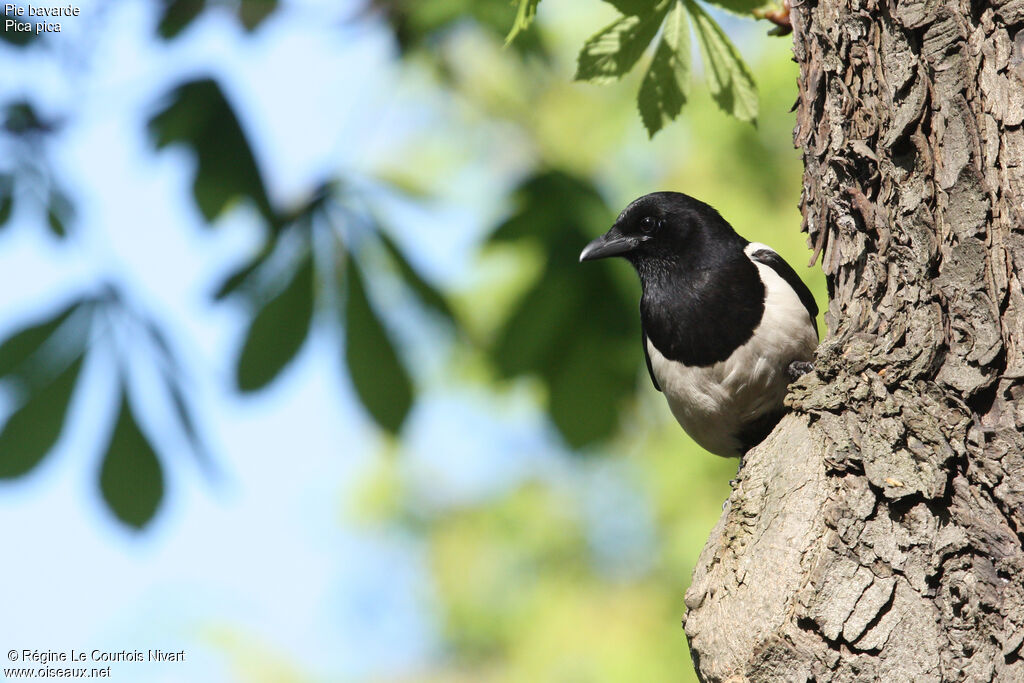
487 171 637 448
155 0 279 38
509 0 776 134
375 0 547 59
0 0 822 679
0 4 37 47
350 12 816 681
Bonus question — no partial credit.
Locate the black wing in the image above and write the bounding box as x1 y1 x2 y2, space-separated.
749 248 819 338
641 326 661 392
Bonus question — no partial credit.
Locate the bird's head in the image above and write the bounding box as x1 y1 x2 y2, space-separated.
579 192 738 271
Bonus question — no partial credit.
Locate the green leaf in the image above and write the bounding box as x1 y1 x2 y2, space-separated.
485 171 639 449
602 0 661 14
0 300 81 380
505 0 540 45
212 242 275 301
99 390 165 528
489 171 609 245
3 101 52 135
157 0 206 39
1 7 36 47
378 231 455 324
344 256 414 434
148 78 278 228
0 174 13 228
638 0 691 136
685 0 758 123
382 0 546 59
702 0 773 15
237 0 279 30
0 354 83 478
235 253 315 392
549 337 633 448
575 3 669 84
492 268 582 378
45 188 72 238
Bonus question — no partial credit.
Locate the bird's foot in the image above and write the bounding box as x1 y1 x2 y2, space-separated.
729 454 747 488
786 360 814 382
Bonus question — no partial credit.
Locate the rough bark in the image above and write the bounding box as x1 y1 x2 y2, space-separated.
683 1 1024 680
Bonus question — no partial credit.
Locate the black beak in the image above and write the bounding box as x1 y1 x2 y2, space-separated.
579 231 639 263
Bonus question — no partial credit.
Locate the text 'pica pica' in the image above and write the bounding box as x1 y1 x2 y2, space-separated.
580 192 818 458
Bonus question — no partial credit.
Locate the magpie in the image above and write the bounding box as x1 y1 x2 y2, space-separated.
579 192 818 458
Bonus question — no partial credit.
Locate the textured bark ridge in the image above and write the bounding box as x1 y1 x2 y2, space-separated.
684 1 1024 680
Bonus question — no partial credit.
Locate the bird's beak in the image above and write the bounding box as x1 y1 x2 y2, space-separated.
579 231 637 263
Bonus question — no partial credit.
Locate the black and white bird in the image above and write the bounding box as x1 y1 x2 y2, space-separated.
579 192 818 458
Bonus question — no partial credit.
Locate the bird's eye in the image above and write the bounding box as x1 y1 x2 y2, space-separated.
640 216 657 232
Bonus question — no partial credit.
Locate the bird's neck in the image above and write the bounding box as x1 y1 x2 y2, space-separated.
638 250 765 367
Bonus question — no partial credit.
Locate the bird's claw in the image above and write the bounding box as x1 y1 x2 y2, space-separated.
786 360 814 382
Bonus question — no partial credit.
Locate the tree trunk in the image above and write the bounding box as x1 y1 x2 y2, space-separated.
683 1 1024 680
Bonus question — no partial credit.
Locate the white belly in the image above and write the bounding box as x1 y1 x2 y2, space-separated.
647 254 817 457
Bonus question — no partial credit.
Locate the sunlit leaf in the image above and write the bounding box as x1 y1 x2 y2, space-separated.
575 3 669 84
344 256 413 434
148 78 278 228
505 0 540 45
0 354 83 478
378 230 455 324
685 0 758 123
99 389 165 528
637 0 691 136
0 299 82 380
235 253 315 392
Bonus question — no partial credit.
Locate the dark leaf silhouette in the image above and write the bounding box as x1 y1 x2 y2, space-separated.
0 8 36 47
344 255 413 434
235 253 315 392
148 78 278 228
0 299 83 380
45 188 72 238
156 0 206 39
237 0 279 30
0 354 83 478
99 389 165 528
0 174 13 227
212 242 275 301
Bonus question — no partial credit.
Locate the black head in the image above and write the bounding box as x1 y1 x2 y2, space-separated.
579 192 744 272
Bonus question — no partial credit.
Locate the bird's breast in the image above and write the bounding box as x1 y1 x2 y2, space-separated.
646 259 817 457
